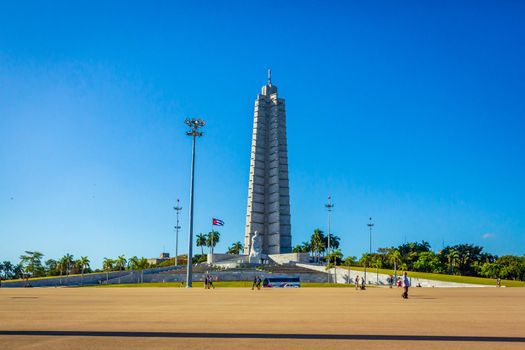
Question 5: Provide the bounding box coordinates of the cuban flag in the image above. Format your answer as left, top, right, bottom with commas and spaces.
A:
212, 218, 224, 226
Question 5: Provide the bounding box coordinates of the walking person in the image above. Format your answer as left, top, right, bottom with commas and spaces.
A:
496, 277, 501, 288
251, 275, 258, 290
355, 275, 360, 290
401, 271, 410, 299
208, 274, 215, 289
204, 274, 209, 289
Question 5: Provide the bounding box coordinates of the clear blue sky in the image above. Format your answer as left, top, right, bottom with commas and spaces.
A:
1, 1, 524, 268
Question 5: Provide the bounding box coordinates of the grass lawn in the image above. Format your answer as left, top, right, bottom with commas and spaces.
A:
88, 281, 357, 288
342, 266, 525, 287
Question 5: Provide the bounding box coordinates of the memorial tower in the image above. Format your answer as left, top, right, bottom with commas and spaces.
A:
244, 70, 291, 255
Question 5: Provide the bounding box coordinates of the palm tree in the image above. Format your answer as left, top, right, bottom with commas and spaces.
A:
387, 248, 402, 281
59, 254, 74, 276
115, 255, 127, 271
292, 245, 302, 253
447, 249, 460, 275
196, 233, 207, 255
292, 241, 311, 253
44, 259, 59, 276
310, 229, 325, 264
323, 234, 341, 250
206, 230, 220, 254
371, 255, 383, 284
103, 257, 114, 271
128, 256, 140, 270
19, 251, 44, 279
325, 249, 343, 268
2, 261, 14, 279
359, 253, 372, 284
227, 241, 243, 255
136, 257, 150, 270
342, 256, 357, 284
13, 264, 24, 280
78, 256, 90, 275
2, 261, 8, 279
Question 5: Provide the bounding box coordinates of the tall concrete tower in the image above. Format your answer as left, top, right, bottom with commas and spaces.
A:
244, 70, 291, 255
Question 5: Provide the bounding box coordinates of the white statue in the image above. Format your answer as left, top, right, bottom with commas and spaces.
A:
249, 231, 262, 261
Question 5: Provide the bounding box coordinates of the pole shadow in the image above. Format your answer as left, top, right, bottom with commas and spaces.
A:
0, 331, 523, 343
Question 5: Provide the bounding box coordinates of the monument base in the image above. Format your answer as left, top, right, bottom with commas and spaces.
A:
207, 252, 309, 267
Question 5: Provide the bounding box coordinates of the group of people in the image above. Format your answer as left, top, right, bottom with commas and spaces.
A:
354, 274, 366, 290
354, 272, 411, 298
203, 274, 215, 289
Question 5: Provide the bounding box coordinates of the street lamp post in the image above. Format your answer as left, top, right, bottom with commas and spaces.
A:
364, 217, 374, 285
173, 199, 182, 267
185, 118, 205, 288
325, 196, 334, 283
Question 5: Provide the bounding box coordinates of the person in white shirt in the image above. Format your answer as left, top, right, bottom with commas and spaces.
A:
401, 271, 410, 299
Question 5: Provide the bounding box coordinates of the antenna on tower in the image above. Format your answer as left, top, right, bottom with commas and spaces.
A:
267, 68, 272, 86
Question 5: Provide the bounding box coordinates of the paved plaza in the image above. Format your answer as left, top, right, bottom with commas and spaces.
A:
1, 287, 524, 349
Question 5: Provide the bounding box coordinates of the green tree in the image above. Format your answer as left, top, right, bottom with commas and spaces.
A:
326, 249, 343, 268
196, 233, 207, 254
323, 234, 341, 250
497, 255, 524, 280
480, 262, 500, 279
413, 251, 441, 273
227, 241, 243, 255
19, 251, 45, 278
78, 256, 90, 275
292, 241, 312, 253
13, 264, 24, 279
310, 229, 326, 263
128, 256, 140, 270
387, 248, 402, 280
206, 230, 220, 254
292, 245, 301, 253
115, 255, 127, 271
44, 259, 59, 276
1, 261, 14, 279
103, 257, 115, 272
342, 256, 357, 284
371, 254, 383, 283
136, 257, 150, 270
397, 241, 431, 270
359, 253, 372, 284
59, 254, 74, 276
445, 249, 460, 275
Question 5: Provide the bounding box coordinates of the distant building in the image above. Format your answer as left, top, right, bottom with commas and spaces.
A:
147, 252, 170, 265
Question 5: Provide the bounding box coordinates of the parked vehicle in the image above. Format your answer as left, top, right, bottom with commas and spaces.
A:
262, 276, 300, 288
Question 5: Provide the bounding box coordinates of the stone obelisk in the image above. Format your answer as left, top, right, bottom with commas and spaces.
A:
244, 70, 291, 255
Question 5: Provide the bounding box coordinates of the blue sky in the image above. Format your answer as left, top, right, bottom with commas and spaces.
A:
1, 1, 524, 268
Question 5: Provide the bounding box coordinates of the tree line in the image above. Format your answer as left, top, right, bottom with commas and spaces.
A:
292, 229, 525, 281
0, 251, 153, 281
3, 233, 524, 282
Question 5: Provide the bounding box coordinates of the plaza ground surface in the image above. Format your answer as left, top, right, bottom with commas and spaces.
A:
1, 287, 524, 350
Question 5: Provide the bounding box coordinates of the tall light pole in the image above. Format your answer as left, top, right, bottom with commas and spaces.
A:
364, 217, 374, 285
185, 118, 205, 288
368, 217, 374, 255
173, 199, 182, 267
325, 196, 334, 283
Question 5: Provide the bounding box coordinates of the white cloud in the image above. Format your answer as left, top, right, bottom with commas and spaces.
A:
482, 233, 494, 239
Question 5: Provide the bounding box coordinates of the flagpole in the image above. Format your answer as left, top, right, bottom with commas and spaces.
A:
211, 219, 214, 256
